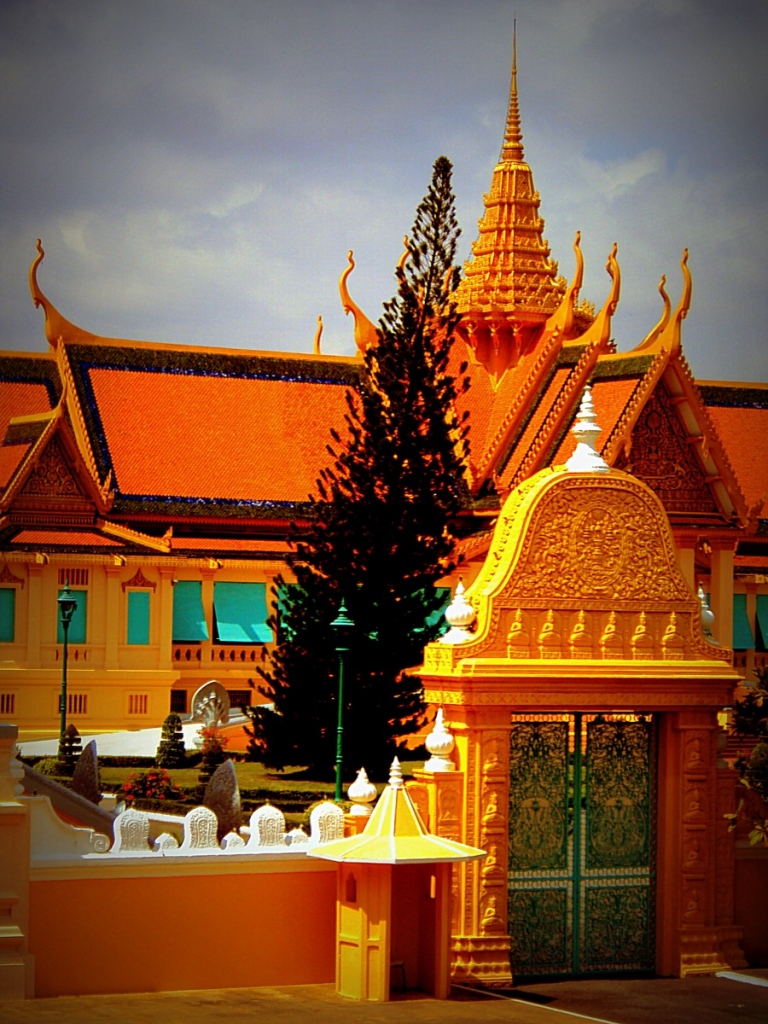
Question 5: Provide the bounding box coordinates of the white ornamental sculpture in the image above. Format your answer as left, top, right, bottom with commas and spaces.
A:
698, 584, 715, 637
347, 767, 378, 817
565, 386, 610, 474
423, 707, 456, 772
439, 580, 476, 645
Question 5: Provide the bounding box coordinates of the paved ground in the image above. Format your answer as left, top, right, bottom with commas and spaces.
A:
2, 973, 767, 1024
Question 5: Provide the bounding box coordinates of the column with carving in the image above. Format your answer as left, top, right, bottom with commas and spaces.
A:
666, 710, 745, 974
450, 715, 512, 987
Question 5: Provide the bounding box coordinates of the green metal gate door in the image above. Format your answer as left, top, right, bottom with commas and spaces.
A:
507, 714, 655, 978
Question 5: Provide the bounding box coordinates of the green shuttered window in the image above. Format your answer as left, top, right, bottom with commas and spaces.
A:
172, 581, 209, 642
57, 590, 87, 644
732, 593, 755, 650
0, 589, 15, 643
127, 590, 151, 645
213, 582, 271, 643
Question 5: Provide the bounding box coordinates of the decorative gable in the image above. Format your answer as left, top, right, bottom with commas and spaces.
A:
616, 385, 719, 515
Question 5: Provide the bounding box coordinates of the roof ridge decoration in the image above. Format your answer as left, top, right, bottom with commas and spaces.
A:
98, 519, 171, 553
630, 250, 691, 358
55, 341, 111, 500
0, 385, 68, 512
544, 232, 586, 342
564, 243, 620, 352
339, 251, 378, 356
29, 240, 99, 350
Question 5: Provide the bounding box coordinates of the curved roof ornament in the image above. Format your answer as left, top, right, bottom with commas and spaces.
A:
644, 249, 692, 357
313, 314, 323, 355
569, 242, 620, 351
545, 231, 584, 340
29, 239, 97, 349
338, 250, 379, 356
634, 274, 671, 352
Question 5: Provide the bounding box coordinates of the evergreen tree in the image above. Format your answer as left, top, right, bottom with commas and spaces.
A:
56, 723, 82, 778
247, 156, 469, 778
155, 713, 187, 768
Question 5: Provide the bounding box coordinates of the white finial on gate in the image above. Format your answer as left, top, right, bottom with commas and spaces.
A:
566, 386, 610, 473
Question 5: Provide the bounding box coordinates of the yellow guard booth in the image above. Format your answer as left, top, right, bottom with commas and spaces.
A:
310, 758, 484, 1001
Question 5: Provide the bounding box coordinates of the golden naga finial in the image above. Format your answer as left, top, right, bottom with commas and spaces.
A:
546, 231, 584, 340
29, 239, 96, 349
574, 242, 620, 350
634, 274, 671, 352
313, 314, 323, 355
639, 249, 692, 357
501, 19, 524, 162
339, 250, 378, 356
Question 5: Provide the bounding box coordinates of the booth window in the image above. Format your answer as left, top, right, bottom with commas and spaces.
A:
213, 582, 272, 643
172, 581, 209, 642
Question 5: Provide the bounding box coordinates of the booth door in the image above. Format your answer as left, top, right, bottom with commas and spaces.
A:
508, 714, 656, 979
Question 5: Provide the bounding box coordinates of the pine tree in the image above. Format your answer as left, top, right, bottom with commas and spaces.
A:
155, 713, 187, 768
246, 157, 469, 779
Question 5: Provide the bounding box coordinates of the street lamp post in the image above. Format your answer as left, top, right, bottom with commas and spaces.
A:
57, 581, 77, 743
331, 598, 354, 804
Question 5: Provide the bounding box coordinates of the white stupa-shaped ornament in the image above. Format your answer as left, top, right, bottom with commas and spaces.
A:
388, 757, 404, 789
565, 386, 610, 473
440, 579, 477, 645
698, 583, 715, 638
347, 766, 378, 817
423, 707, 456, 773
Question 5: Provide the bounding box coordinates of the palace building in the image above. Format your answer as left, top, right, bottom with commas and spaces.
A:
0, 42, 766, 741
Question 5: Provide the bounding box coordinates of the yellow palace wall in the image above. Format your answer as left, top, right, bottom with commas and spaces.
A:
0, 553, 284, 734
29, 859, 336, 996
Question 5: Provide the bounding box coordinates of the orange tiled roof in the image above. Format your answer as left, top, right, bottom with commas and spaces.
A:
88, 369, 350, 502
0, 381, 55, 488
551, 377, 639, 467
172, 536, 289, 553
704, 405, 768, 515
11, 530, 121, 547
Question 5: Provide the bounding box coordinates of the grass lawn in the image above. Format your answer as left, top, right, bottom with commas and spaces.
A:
97, 759, 424, 825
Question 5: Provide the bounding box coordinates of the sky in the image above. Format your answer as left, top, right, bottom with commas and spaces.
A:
1, 0, 767, 383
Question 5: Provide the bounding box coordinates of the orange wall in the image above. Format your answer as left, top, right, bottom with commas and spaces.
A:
30, 868, 336, 997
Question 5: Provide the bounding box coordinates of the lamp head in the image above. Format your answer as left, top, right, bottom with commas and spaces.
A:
58, 581, 77, 625
330, 598, 354, 643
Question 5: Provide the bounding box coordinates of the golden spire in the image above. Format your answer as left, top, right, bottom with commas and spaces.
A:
501, 20, 524, 163
453, 23, 565, 376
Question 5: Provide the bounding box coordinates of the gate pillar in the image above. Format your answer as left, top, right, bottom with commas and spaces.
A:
657, 710, 748, 976
410, 708, 513, 986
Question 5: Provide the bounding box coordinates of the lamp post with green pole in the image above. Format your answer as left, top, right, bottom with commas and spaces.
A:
331, 598, 354, 804
57, 581, 77, 743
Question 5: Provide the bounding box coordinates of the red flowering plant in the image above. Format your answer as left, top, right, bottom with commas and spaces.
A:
199, 726, 228, 766
120, 766, 183, 805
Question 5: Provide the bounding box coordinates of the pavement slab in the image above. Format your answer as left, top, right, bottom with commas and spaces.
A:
2, 977, 768, 1024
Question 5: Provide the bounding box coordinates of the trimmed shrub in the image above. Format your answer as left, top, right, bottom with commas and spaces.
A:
155, 713, 187, 768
